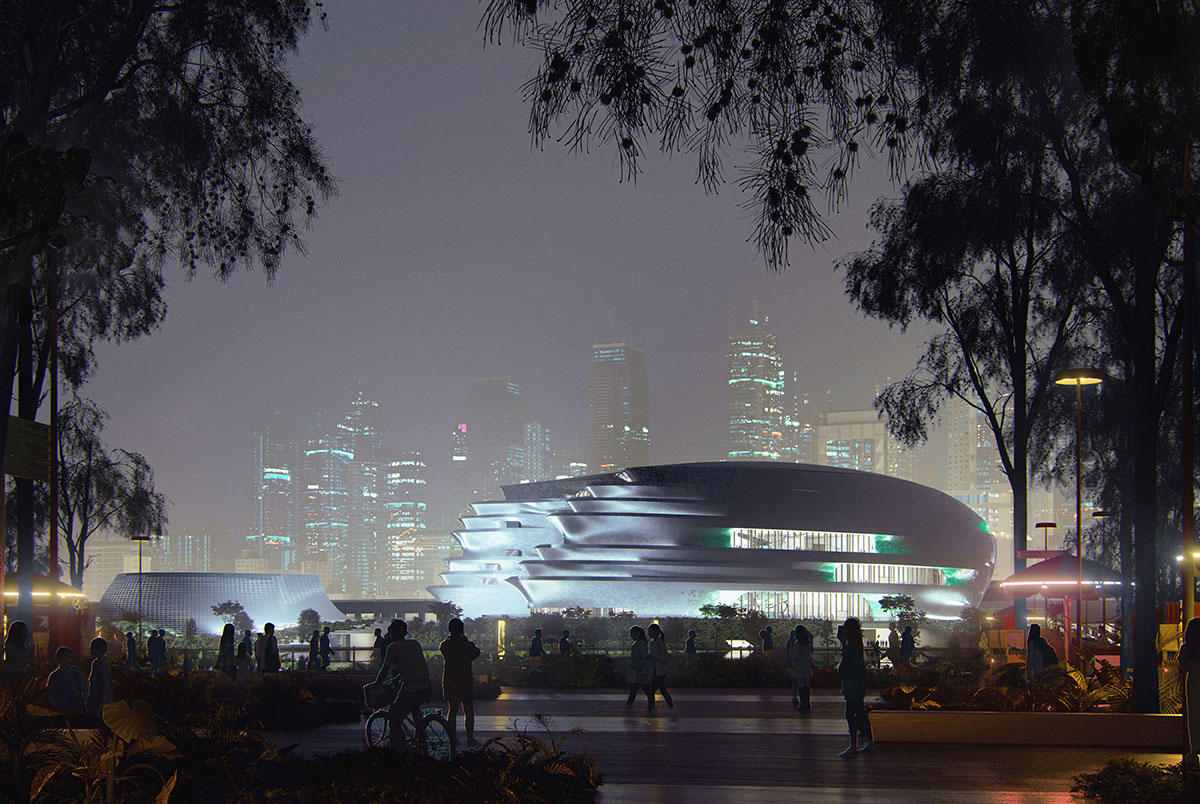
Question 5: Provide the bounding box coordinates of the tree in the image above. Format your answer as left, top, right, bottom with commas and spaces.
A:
297, 608, 322, 635
233, 609, 254, 634
563, 606, 591, 619
878, 594, 926, 639
56, 396, 167, 588
428, 601, 463, 622
211, 600, 246, 625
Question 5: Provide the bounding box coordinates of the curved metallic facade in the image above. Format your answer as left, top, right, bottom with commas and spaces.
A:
98, 572, 343, 635
430, 462, 995, 620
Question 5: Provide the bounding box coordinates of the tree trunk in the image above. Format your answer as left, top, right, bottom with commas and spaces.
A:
15, 287, 34, 627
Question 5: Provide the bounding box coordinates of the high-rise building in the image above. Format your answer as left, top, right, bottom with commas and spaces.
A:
450, 423, 472, 519
248, 423, 296, 567
815, 409, 917, 481
336, 385, 383, 462
780, 373, 816, 463
946, 397, 1013, 576
728, 319, 785, 460
460, 378, 528, 502
298, 434, 352, 593
551, 450, 590, 480
522, 421, 552, 482
163, 523, 233, 573
588, 343, 651, 473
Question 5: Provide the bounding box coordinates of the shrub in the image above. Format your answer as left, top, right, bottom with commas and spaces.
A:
1072, 759, 1200, 804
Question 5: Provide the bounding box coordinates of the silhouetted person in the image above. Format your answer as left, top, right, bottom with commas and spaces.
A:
148, 630, 167, 673
530, 628, 545, 658
320, 626, 333, 669
787, 625, 814, 711
3, 620, 30, 668
559, 629, 573, 655
1026, 623, 1050, 681
887, 624, 901, 665
216, 624, 237, 679
85, 638, 112, 718
372, 627, 386, 670
440, 617, 482, 748
375, 619, 432, 749
625, 626, 654, 711
256, 623, 281, 672
125, 632, 142, 672
47, 646, 86, 714
685, 629, 697, 655
647, 623, 674, 709
240, 630, 255, 670
1179, 617, 1200, 768
900, 625, 915, 662
308, 630, 320, 671
235, 642, 256, 685
836, 617, 873, 755
762, 625, 774, 651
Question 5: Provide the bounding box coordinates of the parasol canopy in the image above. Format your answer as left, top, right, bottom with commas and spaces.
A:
999, 553, 1125, 601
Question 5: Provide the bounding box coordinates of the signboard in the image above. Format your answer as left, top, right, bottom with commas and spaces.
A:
4, 416, 50, 481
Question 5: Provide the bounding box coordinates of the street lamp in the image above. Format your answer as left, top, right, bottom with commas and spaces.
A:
1035, 522, 1058, 552
1054, 367, 1103, 665
131, 534, 151, 644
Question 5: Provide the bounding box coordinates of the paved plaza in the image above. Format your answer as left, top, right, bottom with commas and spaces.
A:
262, 688, 1177, 803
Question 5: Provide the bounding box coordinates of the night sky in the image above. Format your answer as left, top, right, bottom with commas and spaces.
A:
83, 1, 938, 533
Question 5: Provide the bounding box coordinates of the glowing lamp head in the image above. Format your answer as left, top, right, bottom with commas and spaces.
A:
1053, 367, 1104, 386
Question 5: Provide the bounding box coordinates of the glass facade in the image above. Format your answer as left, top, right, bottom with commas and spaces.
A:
728, 320, 785, 460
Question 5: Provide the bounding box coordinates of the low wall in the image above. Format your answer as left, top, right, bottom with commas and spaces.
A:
871, 710, 1182, 749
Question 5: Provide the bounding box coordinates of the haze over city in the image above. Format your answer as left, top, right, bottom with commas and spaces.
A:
80, 1, 936, 533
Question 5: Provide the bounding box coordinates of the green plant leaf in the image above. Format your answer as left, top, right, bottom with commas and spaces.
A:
103, 699, 158, 743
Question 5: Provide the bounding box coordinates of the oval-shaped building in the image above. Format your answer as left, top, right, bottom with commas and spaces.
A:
431, 462, 995, 621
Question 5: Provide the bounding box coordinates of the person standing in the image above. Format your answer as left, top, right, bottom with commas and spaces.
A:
787, 625, 814, 711
46, 646, 86, 714
899, 625, 915, 662
836, 617, 873, 756
625, 626, 654, 712
375, 619, 432, 749
320, 626, 334, 670
529, 628, 546, 658
308, 630, 320, 672
440, 617, 482, 748
372, 627, 386, 670
685, 629, 697, 655
1178, 617, 1199, 768
762, 625, 774, 652
1026, 623, 1048, 681
85, 638, 112, 718
3, 621, 30, 667
256, 623, 281, 673
125, 632, 142, 672
148, 630, 167, 673
646, 623, 674, 710
559, 629, 573, 656
235, 642, 257, 685
216, 624, 237, 679
240, 630, 255, 670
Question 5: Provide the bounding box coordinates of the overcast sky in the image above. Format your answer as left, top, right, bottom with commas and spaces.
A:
83, 1, 940, 534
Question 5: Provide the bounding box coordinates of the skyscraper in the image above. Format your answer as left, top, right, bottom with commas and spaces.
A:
946, 396, 1014, 576
298, 434, 352, 592
381, 451, 429, 597
522, 421, 552, 483
336, 385, 383, 462
248, 423, 296, 568
459, 378, 528, 502
780, 372, 816, 463
449, 423, 473, 519
588, 342, 650, 473
815, 409, 917, 481
728, 319, 784, 460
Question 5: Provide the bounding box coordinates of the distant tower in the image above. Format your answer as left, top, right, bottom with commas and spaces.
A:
336, 384, 383, 462
382, 451, 428, 595
523, 421, 552, 483
460, 378, 528, 502
588, 343, 650, 473
298, 433, 352, 592
450, 423, 472, 519
780, 373, 816, 463
728, 319, 784, 460
946, 396, 1014, 576
248, 422, 296, 568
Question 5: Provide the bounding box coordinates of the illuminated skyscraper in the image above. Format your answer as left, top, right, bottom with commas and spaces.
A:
728, 319, 785, 460
460, 378, 528, 502
336, 385, 383, 462
248, 423, 296, 568
588, 342, 650, 473
298, 434, 352, 592
522, 421, 552, 482
450, 423, 473, 519
815, 409, 916, 481
780, 373, 816, 464
946, 396, 1013, 576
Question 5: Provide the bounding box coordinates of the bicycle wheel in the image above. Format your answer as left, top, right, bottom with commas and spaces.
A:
420, 711, 456, 761
365, 710, 389, 748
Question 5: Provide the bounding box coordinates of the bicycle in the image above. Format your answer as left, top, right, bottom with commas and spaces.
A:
364, 696, 456, 760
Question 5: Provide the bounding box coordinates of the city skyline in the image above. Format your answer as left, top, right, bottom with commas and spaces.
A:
78, 2, 938, 538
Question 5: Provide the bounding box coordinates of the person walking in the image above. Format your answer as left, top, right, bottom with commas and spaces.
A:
320, 626, 334, 670
559, 629, 573, 656
836, 617, 873, 756
787, 625, 815, 711
440, 617, 482, 748
375, 619, 432, 749
85, 638, 112, 718
685, 629, 697, 655
762, 625, 774, 652
625, 626, 655, 712
125, 632, 142, 672
529, 628, 546, 658
899, 625, 915, 662
646, 623, 674, 710
308, 630, 320, 672
1177, 617, 1199, 768
372, 627, 386, 671
216, 624, 237, 679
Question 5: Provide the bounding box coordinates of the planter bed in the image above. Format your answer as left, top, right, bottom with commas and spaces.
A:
871, 710, 1182, 749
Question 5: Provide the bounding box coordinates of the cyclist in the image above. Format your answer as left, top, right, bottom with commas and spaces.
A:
374, 619, 432, 748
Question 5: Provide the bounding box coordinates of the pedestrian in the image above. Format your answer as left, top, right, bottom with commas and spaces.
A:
763, 625, 774, 652
440, 617, 482, 748
216, 624, 237, 679
46, 646, 86, 714
235, 641, 257, 685
125, 632, 142, 672
530, 628, 545, 658
646, 623, 674, 710
887, 624, 901, 665
375, 619, 432, 749
320, 626, 334, 670
559, 629, 573, 656
372, 627, 386, 670
685, 629, 697, 655
625, 625, 654, 712
308, 630, 320, 671
3, 621, 30, 670
240, 629, 255, 669
787, 625, 814, 711
836, 617, 873, 756
1026, 623, 1050, 681
1179, 617, 1200, 768
900, 625, 915, 662
148, 630, 167, 673
85, 637, 112, 718
256, 623, 281, 672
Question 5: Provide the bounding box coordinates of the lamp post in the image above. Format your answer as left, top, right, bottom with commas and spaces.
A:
131, 534, 151, 643
1035, 521, 1058, 552
1054, 367, 1103, 665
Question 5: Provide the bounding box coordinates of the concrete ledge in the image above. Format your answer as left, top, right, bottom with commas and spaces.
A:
871, 710, 1182, 749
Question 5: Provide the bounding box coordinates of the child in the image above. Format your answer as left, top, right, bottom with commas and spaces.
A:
85, 638, 112, 718
46, 646, 86, 713
235, 641, 257, 685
